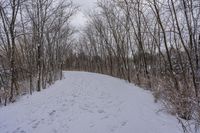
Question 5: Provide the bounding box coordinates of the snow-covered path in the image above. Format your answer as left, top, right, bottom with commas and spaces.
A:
0, 71, 182, 133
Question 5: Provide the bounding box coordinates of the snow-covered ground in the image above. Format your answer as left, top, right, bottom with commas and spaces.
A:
0, 71, 182, 133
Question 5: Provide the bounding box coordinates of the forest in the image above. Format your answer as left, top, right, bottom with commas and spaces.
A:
0, 0, 200, 132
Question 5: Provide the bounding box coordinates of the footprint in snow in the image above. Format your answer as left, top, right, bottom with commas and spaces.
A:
90, 123, 95, 128
121, 121, 128, 126
72, 94, 78, 98
49, 110, 56, 116
13, 127, 22, 133
32, 121, 40, 129
98, 109, 105, 114
101, 115, 109, 120
28, 119, 37, 125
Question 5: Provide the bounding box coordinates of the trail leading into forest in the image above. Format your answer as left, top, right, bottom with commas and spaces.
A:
0, 71, 182, 133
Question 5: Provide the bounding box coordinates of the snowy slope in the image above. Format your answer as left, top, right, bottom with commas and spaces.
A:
0, 71, 182, 133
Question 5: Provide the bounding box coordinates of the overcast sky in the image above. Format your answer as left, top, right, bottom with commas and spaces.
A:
71, 0, 97, 27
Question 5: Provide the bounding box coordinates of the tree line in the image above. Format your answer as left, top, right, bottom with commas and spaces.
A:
0, 0, 77, 105
64, 0, 200, 132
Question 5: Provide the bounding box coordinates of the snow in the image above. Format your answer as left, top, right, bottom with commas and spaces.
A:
0, 71, 182, 133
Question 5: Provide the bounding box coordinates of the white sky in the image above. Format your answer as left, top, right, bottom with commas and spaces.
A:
71, 0, 97, 27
